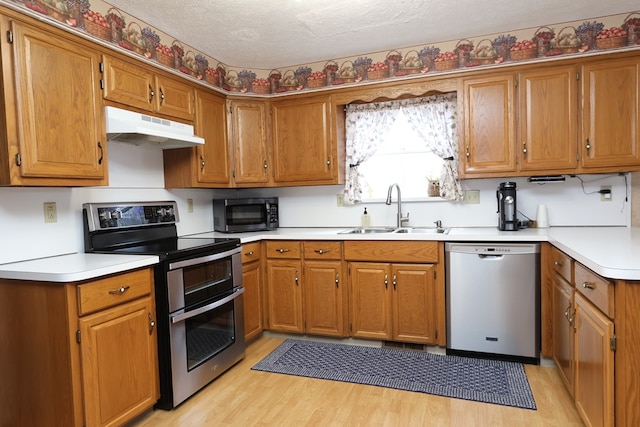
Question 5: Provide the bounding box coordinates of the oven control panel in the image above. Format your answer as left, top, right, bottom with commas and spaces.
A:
83, 201, 179, 231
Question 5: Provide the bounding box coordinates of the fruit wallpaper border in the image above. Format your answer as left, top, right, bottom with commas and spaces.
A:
2, 0, 640, 95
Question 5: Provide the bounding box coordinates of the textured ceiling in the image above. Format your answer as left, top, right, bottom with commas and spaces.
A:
105, 0, 637, 69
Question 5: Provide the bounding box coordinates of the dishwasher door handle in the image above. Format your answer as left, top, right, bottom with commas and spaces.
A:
478, 254, 505, 259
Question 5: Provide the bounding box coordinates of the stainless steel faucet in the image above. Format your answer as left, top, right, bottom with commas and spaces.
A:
385, 183, 409, 228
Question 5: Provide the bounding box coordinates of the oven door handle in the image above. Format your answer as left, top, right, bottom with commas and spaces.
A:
169, 247, 241, 270
170, 287, 245, 324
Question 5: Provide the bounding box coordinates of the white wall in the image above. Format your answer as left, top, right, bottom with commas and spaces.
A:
0, 141, 631, 264
241, 174, 631, 229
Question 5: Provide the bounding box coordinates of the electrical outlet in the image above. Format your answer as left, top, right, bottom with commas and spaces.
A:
600, 186, 612, 202
43, 202, 57, 223
464, 190, 480, 204
336, 194, 344, 207
187, 198, 194, 213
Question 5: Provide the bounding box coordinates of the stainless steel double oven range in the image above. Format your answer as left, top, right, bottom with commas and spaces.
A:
83, 201, 244, 409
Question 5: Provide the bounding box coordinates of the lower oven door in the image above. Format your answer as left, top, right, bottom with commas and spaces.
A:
168, 286, 245, 407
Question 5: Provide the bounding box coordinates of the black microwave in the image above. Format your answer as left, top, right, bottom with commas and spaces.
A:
213, 197, 279, 232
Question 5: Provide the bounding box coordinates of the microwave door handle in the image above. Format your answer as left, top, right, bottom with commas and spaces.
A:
170, 288, 245, 324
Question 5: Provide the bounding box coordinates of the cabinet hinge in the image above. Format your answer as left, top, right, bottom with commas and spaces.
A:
576, 72, 580, 81
514, 78, 518, 88
76, 330, 81, 344
99, 62, 104, 73
6, 30, 13, 44
433, 270, 437, 280
232, 170, 236, 179
15, 153, 21, 166
610, 335, 617, 351
100, 79, 104, 90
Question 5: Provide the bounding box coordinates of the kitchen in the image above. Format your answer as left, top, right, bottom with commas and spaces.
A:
1, 0, 640, 426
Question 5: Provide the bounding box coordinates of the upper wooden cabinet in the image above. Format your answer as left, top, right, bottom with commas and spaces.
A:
0, 17, 107, 186
102, 55, 195, 122
272, 94, 343, 185
581, 57, 640, 171
461, 73, 516, 176
461, 66, 578, 178
163, 88, 230, 187
518, 65, 578, 172
228, 99, 272, 186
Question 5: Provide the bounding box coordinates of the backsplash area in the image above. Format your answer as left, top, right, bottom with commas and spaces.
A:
0, 142, 631, 264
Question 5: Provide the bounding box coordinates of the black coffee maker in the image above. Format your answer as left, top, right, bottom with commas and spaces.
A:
497, 182, 517, 231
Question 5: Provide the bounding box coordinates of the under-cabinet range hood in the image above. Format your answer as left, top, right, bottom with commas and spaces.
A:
104, 106, 204, 149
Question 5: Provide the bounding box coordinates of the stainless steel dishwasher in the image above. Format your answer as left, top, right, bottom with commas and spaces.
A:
445, 242, 540, 363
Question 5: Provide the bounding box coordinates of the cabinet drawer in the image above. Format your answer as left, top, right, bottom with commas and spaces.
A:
550, 246, 573, 283
304, 241, 343, 260
77, 268, 153, 316
242, 242, 262, 263
574, 262, 614, 318
265, 241, 302, 259
344, 241, 439, 263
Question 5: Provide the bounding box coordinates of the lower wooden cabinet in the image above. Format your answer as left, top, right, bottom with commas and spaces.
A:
241, 242, 264, 341
552, 272, 575, 396
0, 267, 158, 427
547, 245, 616, 427
344, 240, 443, 345
79, 297, 159, 427
349, 262, 437, 344
265, 241, 347, 336
574, 291, 615, 427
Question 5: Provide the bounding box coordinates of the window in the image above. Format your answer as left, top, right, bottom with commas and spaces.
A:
343, 93, 463, 203
357, 113, 443, 200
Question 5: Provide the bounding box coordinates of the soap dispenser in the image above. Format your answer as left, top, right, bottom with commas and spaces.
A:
361, 207, 371, 229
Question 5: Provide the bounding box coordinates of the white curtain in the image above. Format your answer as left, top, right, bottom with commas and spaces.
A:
343, 102, 400, 203
401, 93, 463, 201
343, 93, 463, 203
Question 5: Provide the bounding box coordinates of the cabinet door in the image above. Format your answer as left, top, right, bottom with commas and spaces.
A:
102, 55, 155, 112
349, 262, 392, 340
518, 66, 578, 172
392, 264, 436, 344
461, 74, 516, 175
154, 74, 195, 121
552, 273, 575, 396
10, 20, 105, 181
574, 292, 614, 427
266, 260, 303, 333
582, 58, 640, 169
229, 100, 271, 186
243, 260, 263, 341
194, 89, 231, 185
272, 95, 335, 184
79, 297, 159, 427
304, 260, 346, 337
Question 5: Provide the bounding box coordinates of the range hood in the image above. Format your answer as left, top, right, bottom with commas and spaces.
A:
105, 106, 205, 149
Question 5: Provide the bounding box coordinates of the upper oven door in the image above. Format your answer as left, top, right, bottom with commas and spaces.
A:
167, 247, 242, 312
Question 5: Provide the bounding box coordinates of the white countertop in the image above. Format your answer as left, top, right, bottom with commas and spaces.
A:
187, 226, 640, 281
2, 226, 638, 282
0, 253, 159, 282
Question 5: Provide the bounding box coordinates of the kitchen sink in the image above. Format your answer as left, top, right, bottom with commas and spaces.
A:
339, 227, 397, 234
393, 227, 450, 234
338, 227, 449, 235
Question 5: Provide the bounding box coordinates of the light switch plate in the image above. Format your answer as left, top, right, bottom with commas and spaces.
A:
464, 190, 480, 204
187, 198, 194, 213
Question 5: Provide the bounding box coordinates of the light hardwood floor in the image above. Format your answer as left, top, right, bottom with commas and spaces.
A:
129, 336, 584, 426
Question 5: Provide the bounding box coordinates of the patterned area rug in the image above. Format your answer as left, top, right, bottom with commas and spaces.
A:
252, 339, 536, 410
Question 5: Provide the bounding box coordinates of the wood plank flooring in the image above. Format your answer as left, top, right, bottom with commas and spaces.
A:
129, 336, 584, 426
